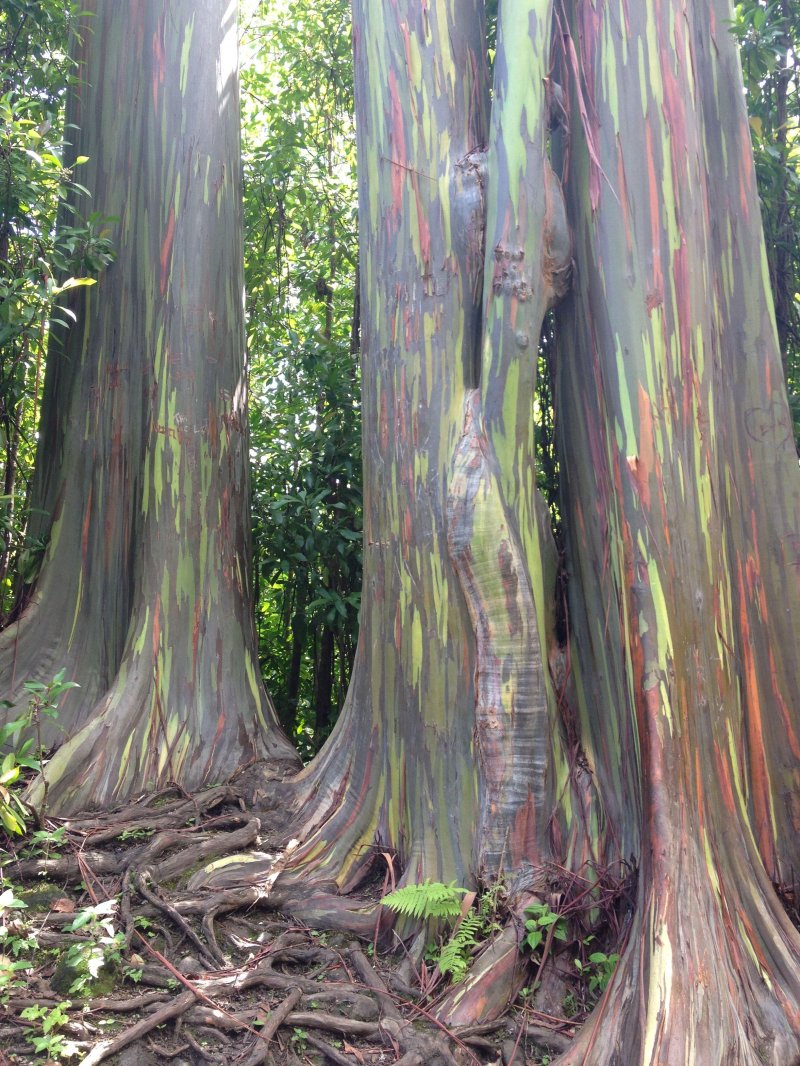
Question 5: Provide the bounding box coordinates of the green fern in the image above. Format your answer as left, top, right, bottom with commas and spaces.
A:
437, 912, 483, 982
380, 880, 467, 920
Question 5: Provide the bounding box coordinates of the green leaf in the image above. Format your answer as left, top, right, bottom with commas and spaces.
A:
381, 880, 467, 920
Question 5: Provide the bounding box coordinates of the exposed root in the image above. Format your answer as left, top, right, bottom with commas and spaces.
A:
434, 912, 529, 1027
242, 985, 302, 1065
1, 786, 572, 1066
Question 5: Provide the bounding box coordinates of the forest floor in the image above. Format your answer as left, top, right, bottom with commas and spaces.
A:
0, 784, 587, 1066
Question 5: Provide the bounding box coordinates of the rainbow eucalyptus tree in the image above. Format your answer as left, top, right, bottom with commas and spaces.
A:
0, 0, 298, 806
240, 0, 800, 1061
242, 0, 591, 931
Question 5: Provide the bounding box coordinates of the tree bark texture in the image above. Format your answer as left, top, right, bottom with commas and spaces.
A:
263, 2, 594, 965
554, 0, 800, 1060
1, 0, 297, 809
267, 0, 800, 1057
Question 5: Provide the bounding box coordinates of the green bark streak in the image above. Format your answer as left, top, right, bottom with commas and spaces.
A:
445, 1, 583, 875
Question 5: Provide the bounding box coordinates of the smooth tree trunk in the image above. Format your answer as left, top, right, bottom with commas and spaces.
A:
554, 0, 800, 1061
0, 26, 139, 731
270, 0, 491, 903
2, 0, 297, 810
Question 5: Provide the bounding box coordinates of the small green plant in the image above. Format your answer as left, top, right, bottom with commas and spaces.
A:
19, 1001, 78, 1060
0, 671, 79, 831
574, 947, 619, 1001
412, 880, 505, 988
0, 748, 30, 834
523, 901, 567, 954
291, 1027, 309, 1051
118, 826, 155, 842
434, 911, 484, 982
562, 990, 578, 1017
381, 879, 467, 921
61, 899, 124, 995
0, 711, 42, 835
21, 670, 79, 819
0, 887, 34, 994
20, 825, 68, 858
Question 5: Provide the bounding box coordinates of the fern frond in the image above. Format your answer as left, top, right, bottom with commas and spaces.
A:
454, 912, 482, 944
380, 879, 467, 920
438, 937, 469, 982
437, 912, 483, 981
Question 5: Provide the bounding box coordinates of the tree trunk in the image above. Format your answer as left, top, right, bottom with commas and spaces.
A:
254, 3, 594, 965
2, 0, 298, 810
269, 0, 490, 902
554, 0, 800, 1060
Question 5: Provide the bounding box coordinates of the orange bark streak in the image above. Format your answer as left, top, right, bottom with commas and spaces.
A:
737, 564, 775, 866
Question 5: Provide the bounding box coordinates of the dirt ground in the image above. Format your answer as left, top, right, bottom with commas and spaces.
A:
0, 786, 578, 1066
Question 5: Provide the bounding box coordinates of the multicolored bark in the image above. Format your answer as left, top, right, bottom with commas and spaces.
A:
262, 0, 600, 929
3, 0, 799, 1056
266, 0, 489, 904
555, 0, 800, 1059
2, 0, 297, 809
271, 0, 800, 1054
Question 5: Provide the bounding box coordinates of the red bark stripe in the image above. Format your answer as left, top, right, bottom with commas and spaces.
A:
151, 23, 165, 110
160, 205, 176, 296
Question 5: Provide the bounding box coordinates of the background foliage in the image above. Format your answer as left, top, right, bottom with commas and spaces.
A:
0, 1, 113, 619
241, 0, 360, 754
732, 0, 800, 435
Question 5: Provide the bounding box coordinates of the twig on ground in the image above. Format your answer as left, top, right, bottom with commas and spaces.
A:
305, 1031, 361, 1066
